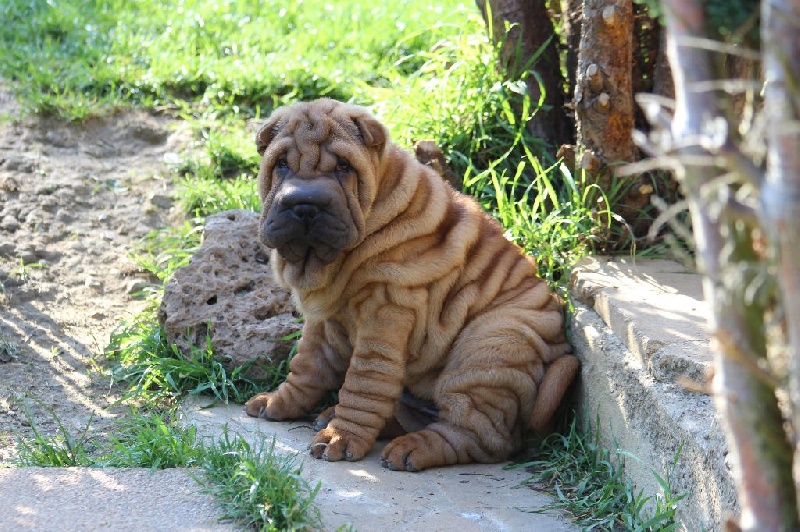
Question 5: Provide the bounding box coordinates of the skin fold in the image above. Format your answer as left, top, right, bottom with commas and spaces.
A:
245, 98, 579, 472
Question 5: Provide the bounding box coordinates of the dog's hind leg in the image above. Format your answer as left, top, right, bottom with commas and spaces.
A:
380, 323, 545, 471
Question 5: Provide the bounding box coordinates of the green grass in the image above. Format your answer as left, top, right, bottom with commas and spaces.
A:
107, 307, 297, 408
0, 0, 472, 119
200, 427, 322, 530
15, 400, 97, 467
516, 416, 686, 531
103, 411, 204, 468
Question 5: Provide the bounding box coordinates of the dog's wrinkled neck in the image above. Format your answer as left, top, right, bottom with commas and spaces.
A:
271, 247, 348, 315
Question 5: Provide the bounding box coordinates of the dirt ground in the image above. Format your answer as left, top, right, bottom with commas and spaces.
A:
0, 84, 193, 462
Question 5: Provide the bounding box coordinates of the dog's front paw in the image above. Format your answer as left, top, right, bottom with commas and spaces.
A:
244, 392, 303, 420
309, 426, 372, 462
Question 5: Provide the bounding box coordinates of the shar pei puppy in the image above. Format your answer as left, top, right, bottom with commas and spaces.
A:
245, 99, 579, 472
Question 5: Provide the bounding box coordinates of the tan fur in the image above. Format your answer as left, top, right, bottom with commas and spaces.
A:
244, 99, 578, 471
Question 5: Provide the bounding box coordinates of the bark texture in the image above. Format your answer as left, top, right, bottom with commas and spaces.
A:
476, 0, 569, 147
574, 0, 636, 165
573, 0, 658, 236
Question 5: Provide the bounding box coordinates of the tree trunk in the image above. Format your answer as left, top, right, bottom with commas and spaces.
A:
573, 0, 655, 237
761, 0, 800, 510
475, 0, 569, 148
574, 0, 636, 166
661, 1, 799, 529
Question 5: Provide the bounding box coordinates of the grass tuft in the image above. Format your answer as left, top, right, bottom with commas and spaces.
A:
516, 416, 686, 531
15, 400, 96, 467
199, 427, 322, 531
106, 312, 291, 407
102, 410, 204, 469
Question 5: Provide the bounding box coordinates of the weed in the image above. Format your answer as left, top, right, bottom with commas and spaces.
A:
13, 258, 47, 283
101, 410, 204, 469
15, 400, 96, 467
106, 316, 273, 407
0, 332, 19, 361
515, 416, 686, 531
199, 426, 322, 531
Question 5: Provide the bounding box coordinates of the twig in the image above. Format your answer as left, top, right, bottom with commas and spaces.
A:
673, 35, 761, 61
715, 330, 781, 390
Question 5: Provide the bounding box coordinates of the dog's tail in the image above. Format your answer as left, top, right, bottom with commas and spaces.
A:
529, 354, 581, 434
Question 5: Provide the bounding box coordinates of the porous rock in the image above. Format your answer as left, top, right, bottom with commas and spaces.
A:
158, 210, 300, 379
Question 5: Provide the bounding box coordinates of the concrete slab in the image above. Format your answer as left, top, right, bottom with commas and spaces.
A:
570, 257, 711, 384
569, 257, 737, 530
179, 397, 579, 532
0, 467, 234, 531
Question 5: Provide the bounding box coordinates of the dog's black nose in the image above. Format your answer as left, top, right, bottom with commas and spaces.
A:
281, 189, 329, 208
291, 203, 319, 221
279, 180, 333, 222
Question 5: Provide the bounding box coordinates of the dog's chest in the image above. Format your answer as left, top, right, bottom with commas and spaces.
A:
324, 284, 464, 375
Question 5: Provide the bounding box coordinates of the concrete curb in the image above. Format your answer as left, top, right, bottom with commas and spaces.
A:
569, 257, 738, 529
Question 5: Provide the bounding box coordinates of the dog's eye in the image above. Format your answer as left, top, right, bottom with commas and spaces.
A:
335, 159, 352, 173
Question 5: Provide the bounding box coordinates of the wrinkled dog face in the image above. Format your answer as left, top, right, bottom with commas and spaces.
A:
255, 100, 385, 268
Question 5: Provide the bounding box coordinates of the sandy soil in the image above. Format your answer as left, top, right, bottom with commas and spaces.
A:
0, 85, 193, 462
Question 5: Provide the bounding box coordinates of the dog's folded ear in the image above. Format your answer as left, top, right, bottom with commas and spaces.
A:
352, 114, 387, 154
256, 116, 284, 156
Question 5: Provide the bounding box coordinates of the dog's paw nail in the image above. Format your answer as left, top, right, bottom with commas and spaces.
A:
308, 442, 328, 459
403, 452, 419, 472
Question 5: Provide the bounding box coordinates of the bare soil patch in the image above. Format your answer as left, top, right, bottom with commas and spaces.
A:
0, 85, 192, 462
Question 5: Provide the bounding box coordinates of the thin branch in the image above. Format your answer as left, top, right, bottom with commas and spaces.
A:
673, 35, 761, 61
648, 197, 690, 241
723, 196, 760, 224
716, 330, 782, 390
635, 93, 675, 130
720, 140, 765, 188
616, 155, 679, 176
635, 92, 676, 110
688, 79, 764, 94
